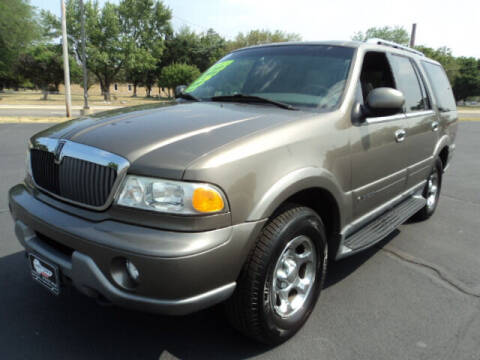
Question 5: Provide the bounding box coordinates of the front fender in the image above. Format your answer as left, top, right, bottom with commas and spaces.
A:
246, 167, 349, 227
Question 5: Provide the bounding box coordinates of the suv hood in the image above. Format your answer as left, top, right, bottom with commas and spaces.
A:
33, 102, 310, 179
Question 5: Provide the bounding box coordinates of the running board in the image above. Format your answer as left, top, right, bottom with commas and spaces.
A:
343, 195, 426, 252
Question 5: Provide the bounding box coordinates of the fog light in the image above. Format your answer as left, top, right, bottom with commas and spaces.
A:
125, 260, 140, 282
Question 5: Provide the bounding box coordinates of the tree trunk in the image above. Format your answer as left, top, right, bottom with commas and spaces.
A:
146, 85, 152, 98
103, 81, 111, 101
133, 83, 137, 97
42, 87, 49, 100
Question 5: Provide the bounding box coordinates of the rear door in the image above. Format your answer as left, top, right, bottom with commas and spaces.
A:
389, 54, 437, 188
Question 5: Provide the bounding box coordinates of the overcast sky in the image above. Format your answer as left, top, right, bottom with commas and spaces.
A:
32, 0, 480, 58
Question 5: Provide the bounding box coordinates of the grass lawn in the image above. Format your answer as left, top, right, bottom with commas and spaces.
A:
0, 90, 171, 107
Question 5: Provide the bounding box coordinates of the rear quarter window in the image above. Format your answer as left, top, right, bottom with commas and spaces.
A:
421, 62, 456, 112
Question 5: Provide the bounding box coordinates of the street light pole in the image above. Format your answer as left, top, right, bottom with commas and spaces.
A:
410, 23, 417, 48
79, 0, 90, 114
60, 0, 72, 117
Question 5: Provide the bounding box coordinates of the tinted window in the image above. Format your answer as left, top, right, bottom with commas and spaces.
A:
412, 62, 431, 109
360, 52, 396, 101
185, 45, 354, 110
421, 62, 456, 112
390, 55, 425, 112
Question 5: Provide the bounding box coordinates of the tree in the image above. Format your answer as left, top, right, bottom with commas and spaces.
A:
76, 68, 97, 91
161, 27, 226, 72
227, 29, 301, 52
158, 63, 200, 91
352, 26, 410, 46
125, 48, 157, 97
17, 44, 65, 100
119, 0, 172, 97
0, 0, 40, 90
161, 27, 200, 67
66, 0, 172, 101
415, 46, 459, 84
452, 57, 480, 101
195, 29, 227, 71
66, 1, 126, 101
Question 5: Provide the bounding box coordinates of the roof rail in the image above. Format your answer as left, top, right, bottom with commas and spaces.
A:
366, 38, 424, 57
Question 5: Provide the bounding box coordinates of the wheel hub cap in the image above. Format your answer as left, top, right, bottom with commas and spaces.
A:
426, 172, 439, 209
270, 235, 317, 318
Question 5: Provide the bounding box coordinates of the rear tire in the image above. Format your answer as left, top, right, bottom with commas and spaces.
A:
225, 206, 328, 345
412, 158, 443, 221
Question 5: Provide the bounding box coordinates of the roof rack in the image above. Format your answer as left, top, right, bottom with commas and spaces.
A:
366, 38, 425, 57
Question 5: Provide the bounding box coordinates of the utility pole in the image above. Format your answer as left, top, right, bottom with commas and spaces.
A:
60, 0, 72, 117
79, 0, 90, 115
410, 23, 417, 48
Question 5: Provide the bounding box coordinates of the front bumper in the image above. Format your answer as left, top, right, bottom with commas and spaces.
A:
9, 184, 265, 315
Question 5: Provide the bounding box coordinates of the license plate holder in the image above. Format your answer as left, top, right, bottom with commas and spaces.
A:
28, 253, 61, 295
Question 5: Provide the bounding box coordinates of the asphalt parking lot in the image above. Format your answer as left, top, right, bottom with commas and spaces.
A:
0, 122, 479, 360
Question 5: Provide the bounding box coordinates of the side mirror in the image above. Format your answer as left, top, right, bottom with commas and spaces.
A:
175, 85, 187, 98
366, 87, 405, 115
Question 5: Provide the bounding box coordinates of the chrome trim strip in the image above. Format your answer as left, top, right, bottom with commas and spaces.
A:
365, 113, 405, 125
30, 137, 130, 211
356, 176, 405, 201
405, 110, 435, 118
353, 167, 406, 194
408, 156, 433, 177
409, 156, 433, 170
366, 38, 425, 57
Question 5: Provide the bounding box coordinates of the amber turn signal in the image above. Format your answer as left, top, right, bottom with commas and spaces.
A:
192, 187, 224, 213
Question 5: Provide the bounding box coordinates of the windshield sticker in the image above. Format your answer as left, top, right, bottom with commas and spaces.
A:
186, 60, 234, 92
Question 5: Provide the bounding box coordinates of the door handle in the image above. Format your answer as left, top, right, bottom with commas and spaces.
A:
431, 121, 439, 132
394, 129, 406, 143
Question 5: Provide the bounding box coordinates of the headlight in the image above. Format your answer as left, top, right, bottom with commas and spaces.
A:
116, 175, 227, 215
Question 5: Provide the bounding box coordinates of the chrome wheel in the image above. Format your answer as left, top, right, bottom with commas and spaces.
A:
426, 172, 439, 210
270, 235, 317, 318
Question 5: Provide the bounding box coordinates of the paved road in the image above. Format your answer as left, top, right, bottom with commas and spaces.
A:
0, 123, 479, 360
458, 109, 480, 119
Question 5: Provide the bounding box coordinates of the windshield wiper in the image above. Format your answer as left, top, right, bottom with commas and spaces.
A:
210, 94, 297, 110
178, 92, 201, 101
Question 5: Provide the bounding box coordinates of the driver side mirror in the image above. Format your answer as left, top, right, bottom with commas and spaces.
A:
175, 85, 187, 98
352, 87, 405, 124
366, 87, 405, 115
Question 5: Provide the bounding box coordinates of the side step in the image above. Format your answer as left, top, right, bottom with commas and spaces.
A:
343, 195, 426, 251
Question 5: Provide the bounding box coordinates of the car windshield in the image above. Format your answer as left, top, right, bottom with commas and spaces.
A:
185, 45, 355, 110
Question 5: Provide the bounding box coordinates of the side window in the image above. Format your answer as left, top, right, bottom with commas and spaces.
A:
412, 62, 431, 109
421, 61, 456, 112
389, 55, 425, 112
359, 52, 396, 102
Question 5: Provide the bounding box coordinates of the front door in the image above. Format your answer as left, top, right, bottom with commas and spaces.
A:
350, 51, 409, 219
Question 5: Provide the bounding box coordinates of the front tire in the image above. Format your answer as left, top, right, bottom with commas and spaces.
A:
226, 206, 328, 345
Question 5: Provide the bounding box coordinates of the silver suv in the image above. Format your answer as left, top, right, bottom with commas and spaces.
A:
9, 39, 457, 344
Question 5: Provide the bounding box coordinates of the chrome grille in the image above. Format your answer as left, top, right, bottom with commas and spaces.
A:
29, 138, 129, 210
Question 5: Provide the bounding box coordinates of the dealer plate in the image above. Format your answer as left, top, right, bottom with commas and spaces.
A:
28, 253, 61, 295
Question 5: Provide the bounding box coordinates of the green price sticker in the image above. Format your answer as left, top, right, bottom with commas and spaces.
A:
186, 60, 234, 92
